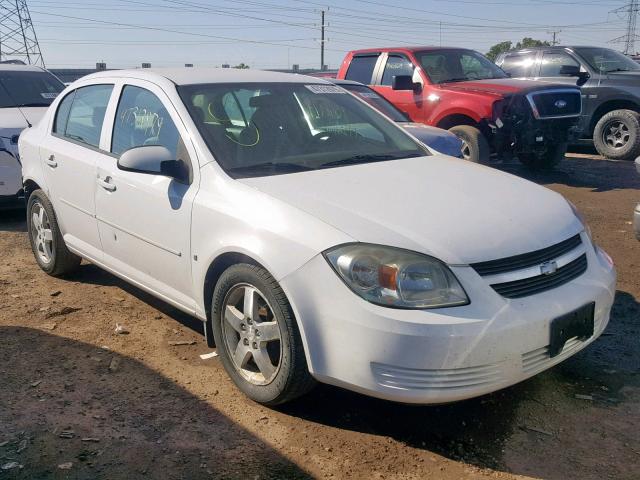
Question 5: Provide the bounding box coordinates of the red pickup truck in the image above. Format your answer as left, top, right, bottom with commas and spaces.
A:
337, 47, 582, 169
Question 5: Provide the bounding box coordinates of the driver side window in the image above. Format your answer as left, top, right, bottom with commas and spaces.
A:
111, 85, 181, 158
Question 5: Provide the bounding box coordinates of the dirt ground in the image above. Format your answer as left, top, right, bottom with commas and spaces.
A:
1, 153, 639, 480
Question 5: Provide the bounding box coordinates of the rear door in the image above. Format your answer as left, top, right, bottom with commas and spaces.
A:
343, 53, 381, 85
94, 80, 198, 311
373, 52, 425, 122
40, 83, 114, 257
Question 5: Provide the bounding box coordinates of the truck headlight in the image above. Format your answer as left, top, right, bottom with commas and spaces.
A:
324, 244, 469, 309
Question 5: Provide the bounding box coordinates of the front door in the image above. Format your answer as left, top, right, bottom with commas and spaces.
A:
94, 81, 198, 311
40, 83, 114, 257
373, 53, 425, 123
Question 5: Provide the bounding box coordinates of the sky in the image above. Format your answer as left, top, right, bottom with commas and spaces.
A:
24, 0, 633, 70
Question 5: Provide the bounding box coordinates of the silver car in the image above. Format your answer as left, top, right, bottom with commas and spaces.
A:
635, 157, 640, 240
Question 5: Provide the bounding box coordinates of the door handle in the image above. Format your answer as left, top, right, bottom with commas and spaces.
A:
44, 154, 57, 168
97, 176, 116, 192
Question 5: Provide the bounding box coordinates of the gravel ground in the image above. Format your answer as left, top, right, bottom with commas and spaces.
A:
0, 153, 638, 480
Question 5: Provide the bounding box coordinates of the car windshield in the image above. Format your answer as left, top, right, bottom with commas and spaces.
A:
178, 82, 427, 178
0, 70, 64, 108
574, 47, 640, 73
417, 49, 509, 84
338, 83, 409, 122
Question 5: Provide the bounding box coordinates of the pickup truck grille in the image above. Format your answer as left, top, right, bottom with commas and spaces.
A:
526, 89, 581, 120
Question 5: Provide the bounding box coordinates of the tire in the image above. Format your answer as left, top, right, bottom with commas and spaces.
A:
26, 189, 81, 276
518, 142, 567, 171
211, 263, 315, 405
448, 125, 490, 164
593, 109, 640, 160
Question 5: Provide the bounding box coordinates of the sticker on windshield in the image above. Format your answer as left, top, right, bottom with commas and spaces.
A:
357, 92, 380, 99
305, 85, 346, 94
40, 92, 58, 99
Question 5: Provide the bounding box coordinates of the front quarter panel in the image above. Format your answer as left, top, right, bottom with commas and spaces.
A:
191, 163, 354, 318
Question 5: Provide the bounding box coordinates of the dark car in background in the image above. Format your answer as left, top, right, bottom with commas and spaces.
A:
496, 46, 640, 161
331, 78, 463, 157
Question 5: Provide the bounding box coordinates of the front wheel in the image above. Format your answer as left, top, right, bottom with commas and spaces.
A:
448, 125, 490, 164
518, 143, 567, 171
211, 263, 315, 405
593, 109, 640, 160
26, 190, 81, 276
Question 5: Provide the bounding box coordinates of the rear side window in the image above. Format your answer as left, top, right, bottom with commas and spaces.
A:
381, 55, 415, 86
53, 91, 75, 134
63, 84, 113, 148
539, 52, 580, 77
345, 54, 379, 84
112, 85, 180, 158
500, 53, 536, 78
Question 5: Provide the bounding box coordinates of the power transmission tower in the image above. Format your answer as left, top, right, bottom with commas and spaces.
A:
320, 10, 326, 71
610, 0, 640, 55
0, 0, 44, 66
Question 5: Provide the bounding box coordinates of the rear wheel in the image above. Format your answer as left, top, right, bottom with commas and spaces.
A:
211, 263, 315, 405
593, 109, 640, 160
518, 143, 567, 171
448, 125, 490, 164
27, 190, 81, 276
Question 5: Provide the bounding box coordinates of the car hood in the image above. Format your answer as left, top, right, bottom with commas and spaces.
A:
400, 123, 462, 157
0, 107, 47, 130
239, 155, 582, 265
439, 78, 572, 97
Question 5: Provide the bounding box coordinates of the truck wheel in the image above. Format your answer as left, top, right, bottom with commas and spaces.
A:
593, 109, 640, 160
26, 189, 81, 276
448, 125, 490, 164
518, 143, 567, 171
211, 263, 315, 405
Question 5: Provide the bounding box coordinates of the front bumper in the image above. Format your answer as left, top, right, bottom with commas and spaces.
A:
634, 203, 640, 240
281, 234, 616, 404
0, 149, 22, 199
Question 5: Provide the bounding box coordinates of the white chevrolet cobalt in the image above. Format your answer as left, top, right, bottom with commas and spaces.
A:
19, 69, 616, 405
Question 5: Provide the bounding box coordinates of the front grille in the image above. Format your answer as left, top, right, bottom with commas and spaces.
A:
526, 89, 581, 119
490, 254, 587, 299
471, 234, 582, 276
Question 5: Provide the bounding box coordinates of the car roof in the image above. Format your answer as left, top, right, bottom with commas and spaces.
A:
82, 68, 333, 86
348, 46, 473, 55
0, 64, 45, 72
503, 45, 603, 53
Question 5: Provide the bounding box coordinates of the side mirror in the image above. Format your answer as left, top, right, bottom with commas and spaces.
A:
559, 65, 580, 76
117, 145, 189, 183
576, 71, 590, 87
392, 75, 421, 92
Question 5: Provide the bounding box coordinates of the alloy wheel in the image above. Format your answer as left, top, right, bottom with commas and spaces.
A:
460, 139, 471, 160
221, 284, 282, 385
604, 120, 630, 149
31, 201, 54, 265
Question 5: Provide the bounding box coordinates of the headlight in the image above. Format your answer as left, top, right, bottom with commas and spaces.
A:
324, 244, 469, 309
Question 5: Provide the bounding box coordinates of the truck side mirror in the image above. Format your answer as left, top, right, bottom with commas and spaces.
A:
392, 75, 421, 92
576, 71, 590, 87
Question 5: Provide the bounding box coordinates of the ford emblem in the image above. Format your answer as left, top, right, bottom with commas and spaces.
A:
554, 99, 567, 109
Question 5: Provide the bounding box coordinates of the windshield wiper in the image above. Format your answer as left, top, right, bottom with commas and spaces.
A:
320, 152, 422, 169
440, 78, 471, 83
227, 162, 313, 175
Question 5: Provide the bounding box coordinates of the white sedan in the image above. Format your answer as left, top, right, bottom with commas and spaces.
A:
19, 68, 616, 405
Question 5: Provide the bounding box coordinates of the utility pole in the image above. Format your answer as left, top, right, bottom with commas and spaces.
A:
610, 0, 640, 55
548, 29, 561, 46
0, 0, 45, 66
439, 21, 442, 47
320, 10, 325, 71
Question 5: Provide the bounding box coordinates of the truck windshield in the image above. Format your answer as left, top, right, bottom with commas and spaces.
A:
0, 70, 64, 108
417, 49, 509, 84
338, 83, 409, 122
178, 82, 427, 178
574, 47, 640, 73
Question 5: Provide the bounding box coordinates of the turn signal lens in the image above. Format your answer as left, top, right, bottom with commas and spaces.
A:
325, 244, 469, 309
